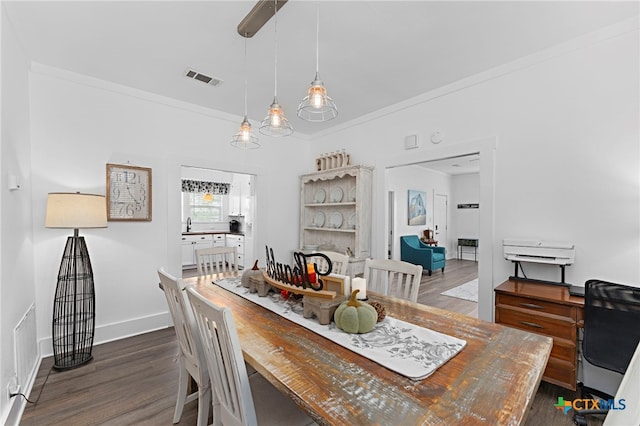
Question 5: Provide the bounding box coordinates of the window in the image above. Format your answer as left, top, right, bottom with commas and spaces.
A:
182, 192, 224, 223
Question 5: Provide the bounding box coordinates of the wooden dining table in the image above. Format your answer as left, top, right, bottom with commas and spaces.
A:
185, 272, 552, 425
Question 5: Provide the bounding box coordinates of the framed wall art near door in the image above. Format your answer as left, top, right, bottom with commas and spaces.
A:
106, 163, 152, 221
407, 189, 426, 226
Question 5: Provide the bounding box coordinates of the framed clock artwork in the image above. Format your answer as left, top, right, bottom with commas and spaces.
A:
106, 163, 152, 221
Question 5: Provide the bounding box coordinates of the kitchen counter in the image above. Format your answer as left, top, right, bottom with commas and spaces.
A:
182, 231, 244, 236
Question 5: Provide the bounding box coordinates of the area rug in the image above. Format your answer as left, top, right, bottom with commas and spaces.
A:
441, 279, 478, 303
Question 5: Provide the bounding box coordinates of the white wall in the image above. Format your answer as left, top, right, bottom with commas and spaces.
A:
28, 65, 309, 356
386, 165, 452, 258
1, 4, 36, 423
452, 173, 480, 260
312, 19, 640, 320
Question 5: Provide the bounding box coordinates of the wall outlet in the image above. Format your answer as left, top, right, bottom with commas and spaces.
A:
8, 375, 20, 398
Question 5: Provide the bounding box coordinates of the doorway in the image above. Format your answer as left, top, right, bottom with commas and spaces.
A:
180, 166, 256, 278
381, 136, 495, 321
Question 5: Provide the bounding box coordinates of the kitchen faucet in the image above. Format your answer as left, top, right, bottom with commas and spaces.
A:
186, 217, 192, 232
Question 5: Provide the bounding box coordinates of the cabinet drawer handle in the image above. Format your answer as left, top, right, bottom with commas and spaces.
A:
519, 303, 544, 310
519, 321, 543, 329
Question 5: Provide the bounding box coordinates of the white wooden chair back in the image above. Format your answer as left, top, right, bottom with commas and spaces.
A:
187, 287, 257, 426
307, 251, 349, 275
363, 258, 423, 303
196, 246, 238, 275
157, 268, 210, 426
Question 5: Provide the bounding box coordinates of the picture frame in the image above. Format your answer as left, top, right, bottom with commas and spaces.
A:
106, 163, 152, 221
407, 189, 426, 225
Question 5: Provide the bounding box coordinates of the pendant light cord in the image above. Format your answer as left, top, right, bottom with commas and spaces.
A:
243, 33, 248, 116
315, 5, 320, 74
273, 0, 279, 98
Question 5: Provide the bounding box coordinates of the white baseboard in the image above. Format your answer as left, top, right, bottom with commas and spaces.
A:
38, 312, 172, 358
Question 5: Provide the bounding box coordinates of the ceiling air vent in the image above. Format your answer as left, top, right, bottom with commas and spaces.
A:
184, 68, 223, 87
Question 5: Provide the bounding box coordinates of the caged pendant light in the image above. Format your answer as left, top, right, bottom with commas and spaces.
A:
259, 0, 293, 137
297, 5, 337, 122
231, 34, 260, 149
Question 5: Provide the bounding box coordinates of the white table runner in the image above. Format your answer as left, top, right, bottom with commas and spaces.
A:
213, 277, 466, 381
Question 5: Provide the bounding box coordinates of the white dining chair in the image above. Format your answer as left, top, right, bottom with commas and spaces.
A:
186, 287, 316, 426
196, 246, 238, 275
363, 258, 423, 303
307, 250, 349, 275
157, 268, 211, 426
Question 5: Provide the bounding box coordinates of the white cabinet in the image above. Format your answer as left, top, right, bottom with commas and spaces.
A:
229, 174, 252, 216
226, 234, 244, 269
181, 234, 213, 266
300, 165, 373, 277
212, 234, 226, 247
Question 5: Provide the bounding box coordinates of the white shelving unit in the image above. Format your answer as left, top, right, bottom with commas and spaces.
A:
299, 165, 373, 277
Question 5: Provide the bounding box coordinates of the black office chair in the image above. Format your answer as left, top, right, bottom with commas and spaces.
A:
573, 279, 640, 425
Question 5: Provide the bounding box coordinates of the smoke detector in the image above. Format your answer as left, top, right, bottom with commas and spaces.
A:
184, 68, 223, 87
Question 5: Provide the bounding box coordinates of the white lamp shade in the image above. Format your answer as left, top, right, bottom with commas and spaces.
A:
45, 192, 108, 229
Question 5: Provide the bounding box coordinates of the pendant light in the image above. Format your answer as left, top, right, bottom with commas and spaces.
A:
297, 5, 337, 122
231, 34, 260, 149
259, 0, 293, 137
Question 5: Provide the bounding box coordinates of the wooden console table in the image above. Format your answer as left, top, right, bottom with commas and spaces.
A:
457, 238, 478, 261
495, 279, 584, 390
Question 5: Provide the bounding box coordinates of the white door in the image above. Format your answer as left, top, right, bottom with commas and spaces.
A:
434, 194, 448, 256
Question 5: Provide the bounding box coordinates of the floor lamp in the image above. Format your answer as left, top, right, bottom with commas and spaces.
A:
45, 192, 107, 370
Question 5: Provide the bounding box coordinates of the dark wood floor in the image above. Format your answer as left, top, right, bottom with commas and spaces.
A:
21, 327, 603, 426
21, 260, 603, 425
416, 258, 479, 317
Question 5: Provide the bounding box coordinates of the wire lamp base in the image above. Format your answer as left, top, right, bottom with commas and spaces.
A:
52, 235, 96, 370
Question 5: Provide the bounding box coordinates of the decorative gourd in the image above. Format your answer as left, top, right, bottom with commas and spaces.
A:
241, 260, 261, 288
334, 290, 378, 334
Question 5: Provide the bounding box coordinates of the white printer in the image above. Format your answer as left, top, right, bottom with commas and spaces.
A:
503, 239, 575, 285
503, 239, 575, 265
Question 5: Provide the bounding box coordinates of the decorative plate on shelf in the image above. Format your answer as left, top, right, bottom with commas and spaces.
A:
329, 212, 343, 229
313, 189, 326, 204
312, 212, 325, 227
348, 213, 357, 229
349, 187, 356, 202
330, 186, 343, 203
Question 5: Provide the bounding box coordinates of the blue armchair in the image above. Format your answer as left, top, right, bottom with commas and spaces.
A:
400, 235, 446, 276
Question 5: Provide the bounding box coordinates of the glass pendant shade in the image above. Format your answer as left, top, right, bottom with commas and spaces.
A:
231, 31, 260, 149
231, 117, 260, 149
260, 98, 293, 136
297, 73, 338, 122
297, 6, 337, 122
260, 0, 292, 137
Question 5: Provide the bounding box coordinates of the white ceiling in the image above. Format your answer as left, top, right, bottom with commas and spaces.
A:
4, 1, 638, 136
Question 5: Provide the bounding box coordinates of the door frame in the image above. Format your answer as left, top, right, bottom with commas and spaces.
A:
378, 136, 496, 321
167, 156, 268, 281
388, 191, 395, 259
433, 192, 448, 257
